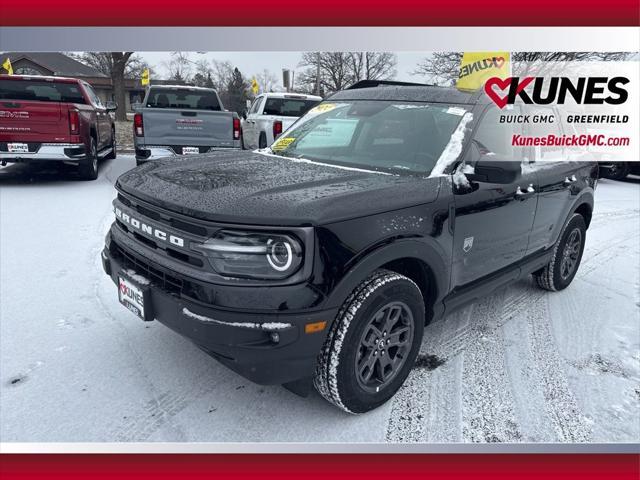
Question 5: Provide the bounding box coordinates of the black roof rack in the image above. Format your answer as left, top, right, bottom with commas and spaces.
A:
347, 80, 433, 90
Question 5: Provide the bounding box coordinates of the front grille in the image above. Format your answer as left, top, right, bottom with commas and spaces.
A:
112, 241, 214, 304
116, 193, 208, 237
114, 243, 184, 295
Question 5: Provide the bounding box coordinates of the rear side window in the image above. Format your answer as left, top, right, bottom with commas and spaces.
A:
263, 98, 320, 117
145, 88, 221, 111
0, 80, 86, 104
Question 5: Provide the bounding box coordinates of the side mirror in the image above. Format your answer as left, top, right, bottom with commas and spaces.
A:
105, 101, 117, 112
466, 156, 521, 184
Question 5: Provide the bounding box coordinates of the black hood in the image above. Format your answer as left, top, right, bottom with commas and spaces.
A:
116, 150, 442, 226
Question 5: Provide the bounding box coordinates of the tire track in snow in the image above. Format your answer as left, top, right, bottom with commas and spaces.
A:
386, 275, 594, 443
524, 294, 592, 442
387, 286, 530, 442
386, 310, 467, 442
459, 289, 523, 442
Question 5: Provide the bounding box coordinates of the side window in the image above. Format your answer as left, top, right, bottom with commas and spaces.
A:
84, 83, 103, 108
527, 107, 563, 161
249, 96, 263, 115
472, 107, 522, 159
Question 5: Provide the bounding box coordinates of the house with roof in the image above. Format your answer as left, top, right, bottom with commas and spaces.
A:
1, 52, 186, 112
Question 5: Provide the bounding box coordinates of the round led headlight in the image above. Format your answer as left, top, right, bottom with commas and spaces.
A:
266, 239, 294, 272
193, 230, 303, 280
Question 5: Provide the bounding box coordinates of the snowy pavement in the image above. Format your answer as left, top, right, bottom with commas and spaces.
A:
1, 156, 638, 443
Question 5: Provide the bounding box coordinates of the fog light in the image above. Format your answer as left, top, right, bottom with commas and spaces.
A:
270, 332, 280, 344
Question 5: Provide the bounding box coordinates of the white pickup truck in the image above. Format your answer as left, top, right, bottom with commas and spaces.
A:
241, 92, 321, 150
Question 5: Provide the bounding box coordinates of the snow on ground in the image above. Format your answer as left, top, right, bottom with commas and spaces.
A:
1, 158, 638, 443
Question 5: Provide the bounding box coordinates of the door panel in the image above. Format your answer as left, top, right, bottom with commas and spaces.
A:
524, 107, 581, 254
451, 164, 538, 288
450, 106, 538, 289
244, 96, 263, 149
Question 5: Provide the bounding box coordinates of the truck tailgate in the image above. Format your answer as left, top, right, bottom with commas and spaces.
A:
0, 100, 68, 141
140, 109, 236, 148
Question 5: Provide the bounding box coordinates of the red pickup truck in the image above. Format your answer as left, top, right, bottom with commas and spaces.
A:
0, 74, 117, 180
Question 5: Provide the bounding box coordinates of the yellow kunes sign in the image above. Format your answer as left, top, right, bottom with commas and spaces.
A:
3, 58, 13, 75
456, 52, 510, 91
141, 68, 150, 86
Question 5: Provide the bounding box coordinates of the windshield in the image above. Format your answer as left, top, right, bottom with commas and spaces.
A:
0, 79, 86, 104
146, 88, 221, 111
263, 97, 320, 117
268, 101, 468, 174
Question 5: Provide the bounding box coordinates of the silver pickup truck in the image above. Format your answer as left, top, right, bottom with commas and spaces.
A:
134, 85, 241, 165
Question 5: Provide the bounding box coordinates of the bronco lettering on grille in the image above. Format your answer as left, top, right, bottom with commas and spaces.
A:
114, 206, 185, 248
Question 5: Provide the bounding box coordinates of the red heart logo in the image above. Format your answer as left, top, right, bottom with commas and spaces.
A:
494, 57, 505, 69
484, 76, 534, 109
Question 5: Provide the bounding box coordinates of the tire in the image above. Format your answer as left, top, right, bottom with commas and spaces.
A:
604, 162, 630, 181
534, 213, 586, 291
105, 127, 117, 160
258, 132, 267, 149
78, 137, 99, 181
314, 269, 425, 414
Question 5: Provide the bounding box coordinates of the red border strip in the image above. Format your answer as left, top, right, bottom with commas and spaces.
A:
0, 0, 639, 26
1, 454, 639, 480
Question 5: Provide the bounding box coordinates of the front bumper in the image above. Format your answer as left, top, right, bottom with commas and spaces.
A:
0, 143, 86, 163
101, 236, 336, 385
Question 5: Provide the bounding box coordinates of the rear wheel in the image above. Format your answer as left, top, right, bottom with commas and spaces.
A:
258, 132, 267, 149
314, 269, 424, 414
534, 213, 586, 291
78, 137, 99, 181
604, 162, 630, 181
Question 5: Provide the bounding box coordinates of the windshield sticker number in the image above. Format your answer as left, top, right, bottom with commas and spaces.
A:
271, 137, 296, 151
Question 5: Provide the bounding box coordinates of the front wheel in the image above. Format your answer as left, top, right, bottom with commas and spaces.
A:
105, 127, 117, 160
534, 213, 586, 291
314, 270, 425, 414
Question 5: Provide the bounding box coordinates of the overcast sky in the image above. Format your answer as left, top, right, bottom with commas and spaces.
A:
138, 51, 430, 85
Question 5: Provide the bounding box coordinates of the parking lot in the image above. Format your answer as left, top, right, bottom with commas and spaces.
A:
1, 156, 638, 443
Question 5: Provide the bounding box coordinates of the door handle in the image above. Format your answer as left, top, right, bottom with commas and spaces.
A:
515, 184, 536, 199
563, 175, 577, 186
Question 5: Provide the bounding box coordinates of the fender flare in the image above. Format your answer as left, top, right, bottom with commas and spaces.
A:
324, 238, 450, 314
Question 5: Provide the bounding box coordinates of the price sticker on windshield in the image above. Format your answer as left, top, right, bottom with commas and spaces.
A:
271, 137, 296, 151
308, 103, 338, 115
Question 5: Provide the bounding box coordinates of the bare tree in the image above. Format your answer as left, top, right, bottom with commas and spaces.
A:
255, 69, 279, 93
298, 52, 353, 95
414, 51, 634, 86
163, 52, 192, 83
73, 52, 150, 121
192, 59, 215, 88
210, 60, 235, 91
298, 52, 397, 95
349, 52, 397, 82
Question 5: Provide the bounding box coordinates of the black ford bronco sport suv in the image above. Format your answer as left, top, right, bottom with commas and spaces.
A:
102, 81, 597, 413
